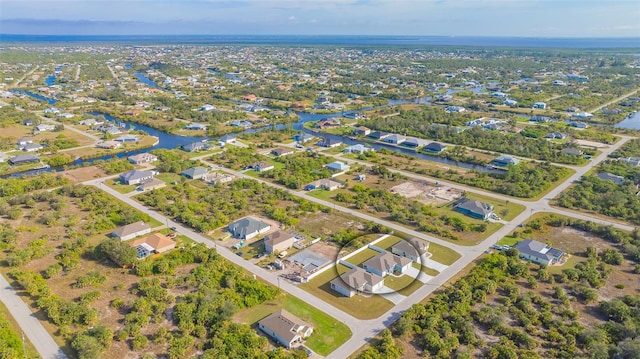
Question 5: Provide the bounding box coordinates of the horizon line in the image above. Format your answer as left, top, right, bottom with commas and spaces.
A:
1, 34, 640, 40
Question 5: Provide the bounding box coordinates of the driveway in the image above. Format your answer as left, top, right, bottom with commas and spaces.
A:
423, 258, 449, 272
377, 287, 406, 304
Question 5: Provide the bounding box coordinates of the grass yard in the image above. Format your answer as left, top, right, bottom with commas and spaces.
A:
234, 294, 351, 356
106, 179, 137, 194
413, 262, 440, 276
299, 268, 394, 320
342, 248, 380, 266
155, 172, 182, 185
384, 274, 417, 292
464, 193, 525, 222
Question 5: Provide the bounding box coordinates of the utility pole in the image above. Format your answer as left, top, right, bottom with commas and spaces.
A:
22, 331, 26, 359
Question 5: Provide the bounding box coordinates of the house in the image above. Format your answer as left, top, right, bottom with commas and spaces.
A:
264, 230, 296, 254
363, 252, 412, 277
532, 102, 547, 109
123, 110, 143, 116
138, 178, 165, 192
128, 233, 176, 258
343, 144, 372, 154
35, 124, 55, 132
306, 179, 344, 191
22, 119, 36, 126
96, 141, 121, 149
391, 238, 430, 263
454, 198, 494, 220
128, 153, 157, 164
218, 134, 236, 146
492, 155, 519, 167
8, 154, 40, 165
119, 170, 154, 185
271, 148, 294, 157
330, 267, 384, 297
111, 222, 151, 241
228, 217, 271, 239
78, 118, 103, 126
181, 166, 209, 180
293, 133, 315, 143
181, 141, 207, 152
185, 123, 208, 131
368, 131, 391, 140
403, 137, 428, 148
562, 148, 583, 156
423, 142, 447, 153
242, 94, 257, 102
315, 118, 341, 128
383, 134, 406, 145
503, 99, 518, 107
203, 172, 235, 185
572, 112, 594, 119
445, 106, 466, 113
22, 143, 43, 152
17, 137, 33, 147
597, 172, 626, 185
545, 132, 568, 140
325, 161, 350, 172
567, 120, 589, 129
247, 161, 275, 172
318, 137, 342, 148
115, 135, 140, 143
515, 239, 564, 266
201, 104, 216, 111
258, 310, 313, 349
354, 126, 371, 136
619, 157, 640, 166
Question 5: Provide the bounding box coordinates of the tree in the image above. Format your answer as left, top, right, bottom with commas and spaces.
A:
95, 238, 138, 267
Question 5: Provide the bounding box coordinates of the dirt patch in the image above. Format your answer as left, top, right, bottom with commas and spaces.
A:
574, 139, 609, 148
306, 241, 340, 261
60, 166, 107, 182
390, 181, 463, 205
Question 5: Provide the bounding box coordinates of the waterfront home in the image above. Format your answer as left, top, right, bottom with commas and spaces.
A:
353, 126, 371, 136
445, 106, 466, 113
343, 144, 372, 154
423, 142, 447, 153
383, 134, 405, 145
181, 141, 207, 152
115, 135, 140, 143
128, 153, 157, 164
8, 154, 40, 165
185, 123, 208, 130
293, 133, 315, 143
271, 148, 294, 157
318, 137, 342, 148
368, 131, 391, 140
492, 155, 519, 167
403, 137, 428, 148
218, 133, 237, 146
532, 102, 547, 109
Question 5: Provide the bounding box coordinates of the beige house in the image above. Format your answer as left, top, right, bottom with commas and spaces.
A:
391, 238, 430, 263
128, 233, 176, 259
258, 310, 313, 349
264, 230, 295, 254
111, 222, 151, 241
330, 267, 384, 297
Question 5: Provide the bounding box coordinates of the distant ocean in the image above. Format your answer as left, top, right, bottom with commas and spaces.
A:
1, 34, 639, 48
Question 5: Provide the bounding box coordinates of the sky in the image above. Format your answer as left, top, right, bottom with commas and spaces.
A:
1, 0, 639, 37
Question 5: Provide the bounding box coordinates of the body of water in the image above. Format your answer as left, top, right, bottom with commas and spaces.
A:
12, 89, 57, 105
134, 72, 162, 89
614, 111, 640, 129
44, 75, 56, 86
2, 34, 639, 48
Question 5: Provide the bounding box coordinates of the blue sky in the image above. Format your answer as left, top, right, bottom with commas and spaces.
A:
1, 0, 639, 37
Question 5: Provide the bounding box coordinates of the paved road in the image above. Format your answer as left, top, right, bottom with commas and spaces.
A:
589, 87, 640, 113
0, 273, 67, 359
13, 65, 39, 87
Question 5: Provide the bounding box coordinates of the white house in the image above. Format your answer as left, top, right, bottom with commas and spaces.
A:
362, 252, 412, 277
532, 102, 547, 109
201, 104, 216, 111
111, 222, 152, 241
330, 267, 384, 297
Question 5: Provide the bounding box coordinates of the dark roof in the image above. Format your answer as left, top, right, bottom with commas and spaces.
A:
181, 166, 208, 178
424, 142, 446, 151
9, 154, 40, 164
455, 198, 493, 216
368, 131, 389, 139
597, 172, 625, 185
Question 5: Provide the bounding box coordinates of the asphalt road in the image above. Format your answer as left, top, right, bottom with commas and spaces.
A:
0, 273, 67, 359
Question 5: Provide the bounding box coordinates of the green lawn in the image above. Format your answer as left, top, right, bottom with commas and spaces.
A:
155, 172, 182, 185
413, 262, 440, 276
464, 193, 526, 222
234, 294, 351, 356
372, 235, 403, 249
299, 268, 394, 320
423, 242, 461, 265
307, 189, 338, 201
106, 179, 137, 194
384, 274, 416, 291
343, 248, 380, 266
